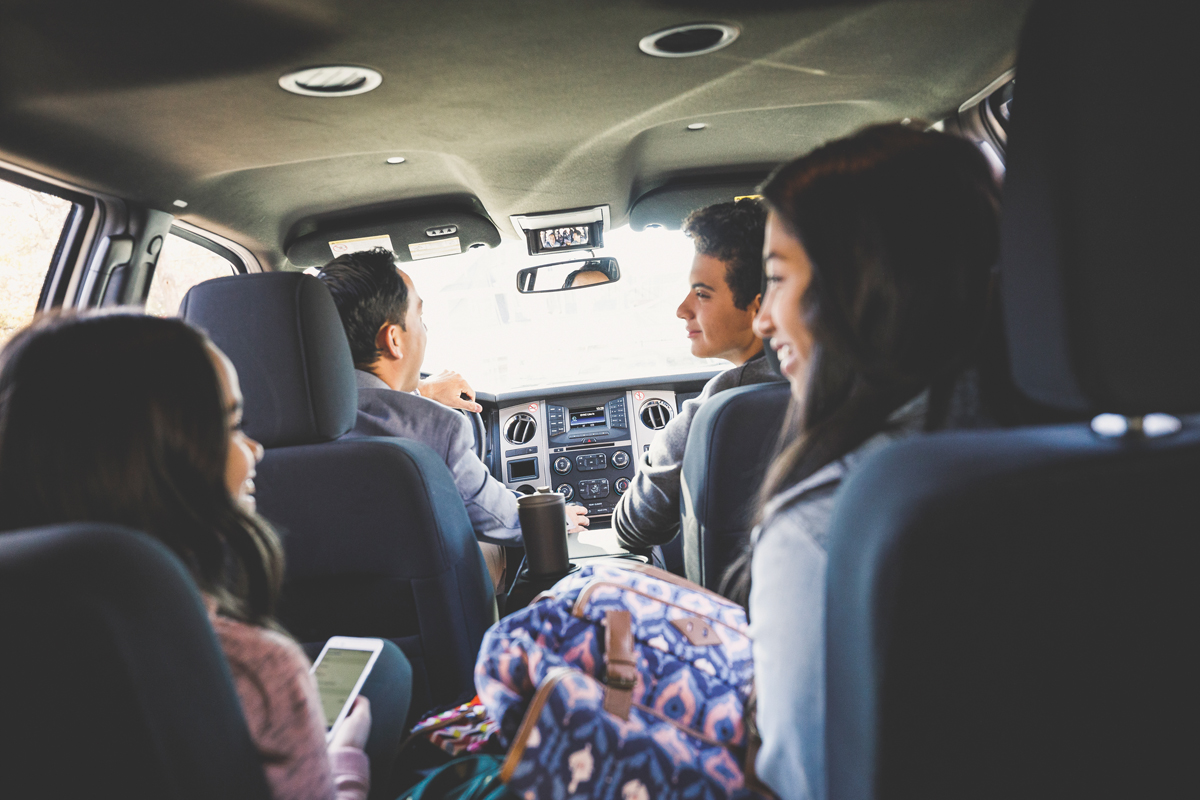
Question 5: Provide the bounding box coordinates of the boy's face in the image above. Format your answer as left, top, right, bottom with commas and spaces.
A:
675, 251, 761, 363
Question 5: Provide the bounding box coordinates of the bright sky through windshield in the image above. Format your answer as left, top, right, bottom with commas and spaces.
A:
408, 225, 726, 394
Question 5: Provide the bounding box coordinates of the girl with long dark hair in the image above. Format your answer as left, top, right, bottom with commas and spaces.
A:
0, 312, 374, 800
738, 124, 1003, 799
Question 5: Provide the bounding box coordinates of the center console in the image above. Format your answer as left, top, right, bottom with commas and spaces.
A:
496, 388, 678, 521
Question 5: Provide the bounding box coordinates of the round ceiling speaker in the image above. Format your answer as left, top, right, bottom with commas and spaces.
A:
639, 23, 739, 58
279, 66, 383, 97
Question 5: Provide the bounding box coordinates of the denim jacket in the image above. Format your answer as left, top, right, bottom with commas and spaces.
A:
749, 393, 928, 800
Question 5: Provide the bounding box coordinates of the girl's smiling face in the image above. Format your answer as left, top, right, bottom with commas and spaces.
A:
209, 344, 263, 511
754, 210, 815, 398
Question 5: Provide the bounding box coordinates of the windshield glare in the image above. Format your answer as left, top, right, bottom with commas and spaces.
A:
409, 225, 726, 394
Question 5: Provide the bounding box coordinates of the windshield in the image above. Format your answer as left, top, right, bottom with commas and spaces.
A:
408, 225, 726, 393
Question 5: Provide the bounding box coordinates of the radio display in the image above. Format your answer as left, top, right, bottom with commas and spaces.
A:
569, 406, 606, 428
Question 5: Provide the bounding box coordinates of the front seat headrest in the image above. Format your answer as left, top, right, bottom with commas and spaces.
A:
999, 0, 1200, 416
180, 272, 357, 448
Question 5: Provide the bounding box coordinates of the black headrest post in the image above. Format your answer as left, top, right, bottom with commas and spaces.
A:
999, 0, 1200, 415
180, 272, 358, 448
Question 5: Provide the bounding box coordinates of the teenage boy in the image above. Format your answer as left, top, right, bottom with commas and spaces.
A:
613, 199, 777, 550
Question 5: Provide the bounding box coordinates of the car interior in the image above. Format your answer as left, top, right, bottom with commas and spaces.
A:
1, 0, 1195, 797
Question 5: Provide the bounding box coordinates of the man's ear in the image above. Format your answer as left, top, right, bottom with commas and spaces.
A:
376, 323, 404, 361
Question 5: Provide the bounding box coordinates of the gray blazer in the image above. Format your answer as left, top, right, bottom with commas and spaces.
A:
612, 352, 778, 549
348, 370, 522, 544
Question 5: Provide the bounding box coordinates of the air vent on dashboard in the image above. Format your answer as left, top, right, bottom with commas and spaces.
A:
639, 399, 674, 431
505, 412, 537, 444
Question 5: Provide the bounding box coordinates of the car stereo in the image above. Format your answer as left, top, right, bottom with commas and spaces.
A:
546, 393, 629, 447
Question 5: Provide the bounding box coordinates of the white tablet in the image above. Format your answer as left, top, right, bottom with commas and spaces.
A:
310, 636, 384, 742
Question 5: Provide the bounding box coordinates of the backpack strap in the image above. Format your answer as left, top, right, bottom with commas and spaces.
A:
602, 610, 637, 720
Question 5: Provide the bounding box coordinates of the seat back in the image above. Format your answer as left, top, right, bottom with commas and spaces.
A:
258, 437, 495, 710
181, 272, 494, 711
680, 381, 790, 589
825, 2, 1200, 797
825, 423, 1199, 799
0, 523, 270, 800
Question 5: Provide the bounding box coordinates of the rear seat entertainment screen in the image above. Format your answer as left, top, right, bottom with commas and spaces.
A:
539, 225, 590, 250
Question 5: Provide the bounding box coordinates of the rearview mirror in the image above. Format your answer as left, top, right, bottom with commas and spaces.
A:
515, 257, 620, 294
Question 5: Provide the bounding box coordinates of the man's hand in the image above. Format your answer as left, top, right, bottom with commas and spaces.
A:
329, 695, 371, 751
566, 503, 590, 533
417, 369, 482, 413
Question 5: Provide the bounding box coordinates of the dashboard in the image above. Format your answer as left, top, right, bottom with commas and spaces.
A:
481, 373, 713, 523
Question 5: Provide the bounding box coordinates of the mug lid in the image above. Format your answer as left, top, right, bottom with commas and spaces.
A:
517, 490, 564, 507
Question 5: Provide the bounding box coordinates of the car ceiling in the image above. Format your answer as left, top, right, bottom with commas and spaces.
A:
0, 0, 1031, 269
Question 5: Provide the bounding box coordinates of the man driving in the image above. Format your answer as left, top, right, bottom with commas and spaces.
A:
613, 198, 777, 551
317, 248, 589, 589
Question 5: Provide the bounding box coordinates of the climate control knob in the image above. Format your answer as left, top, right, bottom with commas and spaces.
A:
611, 450, 630, 469
553, 456, 572, 475
557, 483, 574, 501
614, 477, 630, 495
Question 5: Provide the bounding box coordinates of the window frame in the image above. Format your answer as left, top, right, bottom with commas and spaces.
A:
0, 162, 97, 313
168, 219, 260, 276
136, 221, 259, 312
955, 68, 1015, 159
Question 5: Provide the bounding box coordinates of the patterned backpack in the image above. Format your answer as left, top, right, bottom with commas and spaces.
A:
475, 562, 757, 800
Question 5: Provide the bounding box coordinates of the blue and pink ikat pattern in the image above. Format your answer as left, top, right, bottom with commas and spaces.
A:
475, 564, 755, 800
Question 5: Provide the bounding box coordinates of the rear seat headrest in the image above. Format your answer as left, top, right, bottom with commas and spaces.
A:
180, 272, 357, 448
999, 0, 1200, 415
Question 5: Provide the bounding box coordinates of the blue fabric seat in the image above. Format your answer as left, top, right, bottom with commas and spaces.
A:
182, 272, 494, 714
680, 380, 790, 590
0, 523, 270, 799
825, 3, 1199, 798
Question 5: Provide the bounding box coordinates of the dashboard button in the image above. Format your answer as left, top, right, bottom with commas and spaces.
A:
554, 457, 571, 474
577, 478, 611, 500
557, 483, 574, 501
614, 477, 630, 494
611, 450, 630, 469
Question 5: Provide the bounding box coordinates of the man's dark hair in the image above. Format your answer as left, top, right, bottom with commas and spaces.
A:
561, 262, 614, 289
316, 248, 408, 368
682, 198, 768, 310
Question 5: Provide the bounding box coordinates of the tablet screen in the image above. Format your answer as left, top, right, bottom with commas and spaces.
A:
313, 648, 373, 729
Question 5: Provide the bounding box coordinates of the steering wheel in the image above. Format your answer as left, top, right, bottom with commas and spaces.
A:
458, 408, 487, 461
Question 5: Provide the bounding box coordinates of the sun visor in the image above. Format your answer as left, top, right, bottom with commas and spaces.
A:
629, 174, 770, 231
285, 202, 501, 267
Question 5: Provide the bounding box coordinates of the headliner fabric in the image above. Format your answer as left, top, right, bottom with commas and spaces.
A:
180, 272, 357, 448
999, 0, 1200, 414
0, 1, 1030, 265
0, 523, 270, 799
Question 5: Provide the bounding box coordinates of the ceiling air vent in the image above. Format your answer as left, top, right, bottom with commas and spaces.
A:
279, 66, 383, 97
639, 399, 674, 431
639, 23, 739, 58
505, 413, 537, 445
